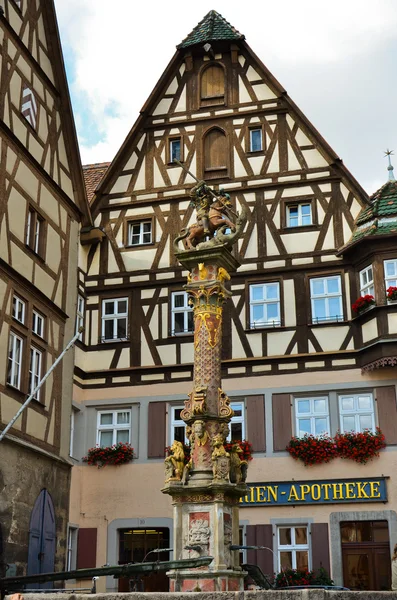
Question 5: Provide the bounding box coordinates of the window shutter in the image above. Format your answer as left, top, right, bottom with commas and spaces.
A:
77, 528, 97, 569
311, 523, 330, 575
376, 385, 397, 445
247, 395, 266, 452
272, 393, 292, 451
246, 524, 273, 577
147, 401, 166, 458
204, 129, 227, 170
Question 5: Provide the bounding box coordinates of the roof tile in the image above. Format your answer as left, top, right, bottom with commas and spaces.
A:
83, 162, 110, 203
178, 10, 244, 49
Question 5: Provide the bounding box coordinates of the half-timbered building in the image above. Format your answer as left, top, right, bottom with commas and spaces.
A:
0, 0, 90, 580
70, 11, 397, 591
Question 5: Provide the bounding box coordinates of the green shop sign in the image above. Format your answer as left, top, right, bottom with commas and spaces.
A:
240, 477, 387, 506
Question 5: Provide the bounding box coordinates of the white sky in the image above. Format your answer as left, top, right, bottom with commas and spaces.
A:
54, 0, 397, 195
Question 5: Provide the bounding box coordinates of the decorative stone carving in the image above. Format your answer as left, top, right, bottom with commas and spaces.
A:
190, 419, 209, 448
181, 388, 207, 420
217, 266, 230, 283
211, 433, 230, 482
218, 388, 233, 418
229, 444, 248, 484
164, 440, 185, 483
189, 519, 210, 547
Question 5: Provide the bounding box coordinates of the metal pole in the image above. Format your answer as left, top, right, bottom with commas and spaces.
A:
0, 327, 83, 442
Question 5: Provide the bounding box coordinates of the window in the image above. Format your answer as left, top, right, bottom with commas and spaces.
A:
203, 128, 228, 178
287, 204, 312, 227
101, 298, 128, 341
295, 397, 329, 437
170, 406, 187, 444
227, 401, 245, 441
66, 526, 78, 571
26, 206, 44, 255
169, 138, 181, 163
32, 310, 45, 338
69, 410, 76, 457
249, 128, 262, 152
97, 410, 131, 446
75, 295, 84, 340
171, 292, 193, 335
201, 64, 225, 106
278, 526, 309, 571
29, 347, 42, 400
7, 332, 23, 389
249, 282, 280, 328
128, 221, 152, 246
338, 393, 375, 433
384, 259, 397, 288
21, 84, 38, 129
360, 265, 374, 296
310, 275, 343, 323
12, 295, 25, 324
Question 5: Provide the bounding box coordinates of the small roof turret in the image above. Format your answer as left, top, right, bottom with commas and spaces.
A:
177, 10, 244, 49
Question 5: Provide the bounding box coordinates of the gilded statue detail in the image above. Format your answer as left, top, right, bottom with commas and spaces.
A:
164, 440, 185, 483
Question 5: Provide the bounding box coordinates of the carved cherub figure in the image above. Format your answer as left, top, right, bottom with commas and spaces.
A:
211, 433, 230, 481
164, 440, 185, 483
229, 444, 248, 484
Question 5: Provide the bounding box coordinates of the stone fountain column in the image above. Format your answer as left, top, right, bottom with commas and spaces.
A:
162, 245, 248, 592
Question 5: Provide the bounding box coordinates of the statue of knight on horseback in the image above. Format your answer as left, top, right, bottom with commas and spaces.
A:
173, 161, 248, 253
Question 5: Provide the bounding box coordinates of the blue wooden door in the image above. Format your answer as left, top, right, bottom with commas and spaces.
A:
27, 489, 56, 588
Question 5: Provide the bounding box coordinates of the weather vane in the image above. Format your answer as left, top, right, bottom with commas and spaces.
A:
384, 149, 395, 181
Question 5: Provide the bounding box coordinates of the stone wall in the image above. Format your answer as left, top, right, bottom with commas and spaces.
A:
0, 438, 71, 577
11, 591, 397, 600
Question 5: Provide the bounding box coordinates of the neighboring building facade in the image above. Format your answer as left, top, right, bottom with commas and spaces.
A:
70, 11, 397, 592
0, 0, 90, 580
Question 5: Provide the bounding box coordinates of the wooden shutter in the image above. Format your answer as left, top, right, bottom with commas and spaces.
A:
77, 528, 97, 569
201, 65, 224, 98
311, 523, 330, 574
376, 385, 397, 445
147, 401, 166, 458
246, 524, 273, 577
247, 395, 266, 452
204, 129, 227, 170
272, 393, 292, 451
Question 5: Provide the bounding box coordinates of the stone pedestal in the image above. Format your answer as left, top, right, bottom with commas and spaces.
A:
162, 246, 247, 592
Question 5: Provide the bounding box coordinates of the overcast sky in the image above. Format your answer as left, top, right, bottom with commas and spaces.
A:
54, 0, 397, 195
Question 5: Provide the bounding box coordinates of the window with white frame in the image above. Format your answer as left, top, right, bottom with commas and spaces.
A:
32, 310, 45, 338
359, 265, 374, 296
287, 204, 312, 227
169, 138, 181, 163
310, 275, 343, 323
12, 295, 25, 324
171, 291, 193, 335
384, 259, 397, 288
278, 526, 309, 571
26, 206, 44, 255
249, 128, 262, 152
295, 397, 329, 437
338, 393, 375, 433
75, 295, 84, 340
127, 221, 152, 246
66, 526, 78, 571
7, 332, 23, 389
21, 84, 38, 129
227, 401, 245, 441
97, 410, 131, 447
249, 282, 280, 328
29, 347, 42, 400
170, 406, 187, 444
69, 410, 75, 457
102, 298, 128, 341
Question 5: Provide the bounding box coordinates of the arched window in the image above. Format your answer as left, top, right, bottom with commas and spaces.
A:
204, 128, 228, 179
201, 65, 225, 106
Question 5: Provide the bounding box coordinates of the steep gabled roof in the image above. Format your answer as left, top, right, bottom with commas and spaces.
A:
42, 1, 92, 226
178, 10, 244, 49
338, 179, 397, 253
83, 162, 110, 203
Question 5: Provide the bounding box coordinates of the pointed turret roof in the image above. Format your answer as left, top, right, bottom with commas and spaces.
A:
338, 176, 397, 253
178, 10, 244, 49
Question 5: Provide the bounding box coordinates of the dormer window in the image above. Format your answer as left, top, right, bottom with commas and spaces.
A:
200, 64, 225, 107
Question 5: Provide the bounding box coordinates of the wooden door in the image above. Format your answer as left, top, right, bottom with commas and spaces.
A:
27, 489, 56, 588
342, 545, 391, 590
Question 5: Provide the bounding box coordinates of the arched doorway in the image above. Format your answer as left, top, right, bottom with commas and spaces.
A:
27, 489, 56, 588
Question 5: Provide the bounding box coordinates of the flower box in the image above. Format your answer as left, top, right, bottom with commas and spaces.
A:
352, 294, 375, 315
387, 286, 397, 302
82, 442, 134, 467
286, 433, 337, 466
